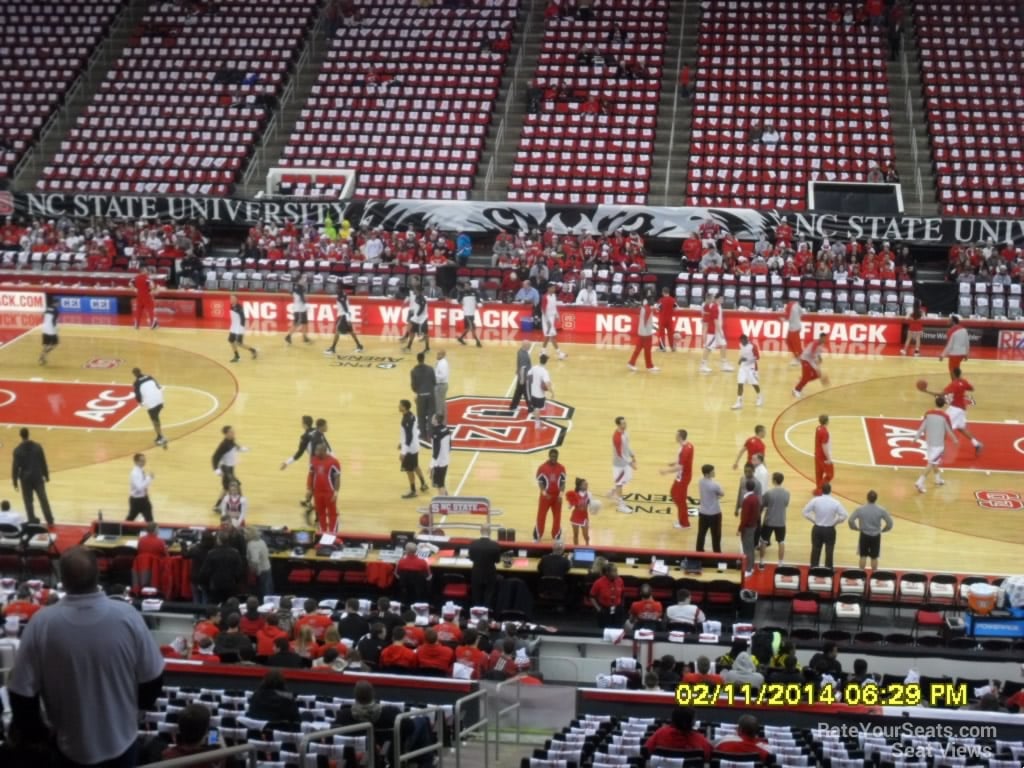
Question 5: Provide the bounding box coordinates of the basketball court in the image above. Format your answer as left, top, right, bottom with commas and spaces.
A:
1, 313, 1022, 573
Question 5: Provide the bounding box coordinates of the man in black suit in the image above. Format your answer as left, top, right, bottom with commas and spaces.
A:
11, 428, 54, 525
538, 540, 571, 579
468, 525, 502, 607
335, 598, 370, 642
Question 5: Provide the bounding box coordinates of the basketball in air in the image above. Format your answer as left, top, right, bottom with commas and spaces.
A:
820, 373, 831, 386
589, 499, 602, 515
916, 378, 928, 392
419, 513, 431, 528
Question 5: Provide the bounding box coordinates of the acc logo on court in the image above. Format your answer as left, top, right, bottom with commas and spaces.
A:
445, 395, 574, 454
975, 491, 1024, 511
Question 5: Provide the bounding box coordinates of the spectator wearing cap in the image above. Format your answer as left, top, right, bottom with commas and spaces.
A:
435, 608, 463, 644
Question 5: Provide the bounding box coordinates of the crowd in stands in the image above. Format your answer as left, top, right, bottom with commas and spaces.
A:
7, 212, 1024, 297
0, 216, 207, 274
2, 578, 536, 681
680, 218, 917, 283
947, 240, 1024, 283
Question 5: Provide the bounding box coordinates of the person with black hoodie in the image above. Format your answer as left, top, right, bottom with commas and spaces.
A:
247, 670, 300, 723
198, 532, 245, 605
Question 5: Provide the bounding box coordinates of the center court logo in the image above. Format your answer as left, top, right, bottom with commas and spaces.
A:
445, 395, 573, 454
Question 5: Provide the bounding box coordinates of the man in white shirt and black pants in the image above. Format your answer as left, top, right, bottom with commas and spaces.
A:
434, 350, 450, 422
127, 453, 154, 523
132, 368, 168, 448
801, 482, 848, 568
227, 294, 258, 363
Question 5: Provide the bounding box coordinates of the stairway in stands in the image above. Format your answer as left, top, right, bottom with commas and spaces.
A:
13, 0, 149, 190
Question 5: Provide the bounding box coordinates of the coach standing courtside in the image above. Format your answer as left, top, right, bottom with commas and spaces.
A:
12, 428, 54, 526
801, 483, 848, 568
126, 452, 155, 523
410, 352, 436, 442
509, 340, 532, 413
847, 490, 894, 570
8, 547, 164, 767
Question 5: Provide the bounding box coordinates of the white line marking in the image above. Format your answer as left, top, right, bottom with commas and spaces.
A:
860, 416, 877, 466
453, 343, 533, 496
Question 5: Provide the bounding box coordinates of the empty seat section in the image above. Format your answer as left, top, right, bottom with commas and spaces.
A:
917, 0, 1024, 218
0, 0, 123, 181
280, 0, 520, 200
687, 0, 896, 211
37, 0, 320, 197
507, 0, 668, 205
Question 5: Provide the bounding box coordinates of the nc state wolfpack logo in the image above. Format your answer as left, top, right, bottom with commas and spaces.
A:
445, 395, 574, 454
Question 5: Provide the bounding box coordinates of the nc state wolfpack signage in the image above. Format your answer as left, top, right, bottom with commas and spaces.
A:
445, 395, 574, 454
13, 191, 1024, 245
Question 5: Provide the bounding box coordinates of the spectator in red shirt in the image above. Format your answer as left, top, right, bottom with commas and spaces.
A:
589, 564, 625, 628
137, 522, 168, 559
378, 626, 418, 670
435, 609, 463, 645
395, 542, 431, 580
401, 611, 426, 648
454, 628, 490, 679
239, 596, 265, 637
644, 708, 712, 760
628, 583, 664, 629
680, 655, 724, 685
256, 613, 288, 657
4, 586, 40, 623
295, 598, 333, 642
416, 629, 455, 674
190, 636, 221, 664
715, 714, 772, 760
313, 626, 349, 660
487, 638, 523, 680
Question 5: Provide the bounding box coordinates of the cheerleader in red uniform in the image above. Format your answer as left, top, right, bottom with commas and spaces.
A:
566, 478, 598, 546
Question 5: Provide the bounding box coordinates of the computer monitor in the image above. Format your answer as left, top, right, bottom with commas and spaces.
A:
157, 527, 175, 544
572, 548, 596, 565
391, 530, 415, 548
97, 521, 121, 537
293, 530, 314, 547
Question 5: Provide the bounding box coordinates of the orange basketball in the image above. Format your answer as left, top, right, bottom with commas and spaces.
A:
916, 378, 928, 392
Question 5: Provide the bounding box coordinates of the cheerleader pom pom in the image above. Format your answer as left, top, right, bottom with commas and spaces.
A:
589, 499, 602, 515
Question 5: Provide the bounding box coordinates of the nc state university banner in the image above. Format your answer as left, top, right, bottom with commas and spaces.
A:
9, 190, 1024, 245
